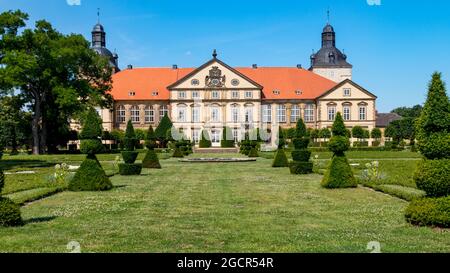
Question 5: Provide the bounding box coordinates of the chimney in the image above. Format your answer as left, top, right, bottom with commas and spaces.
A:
127, 64, 133, 70
252, 64, 258, 69
297, 64, 302, 69
172, 64, 178, 69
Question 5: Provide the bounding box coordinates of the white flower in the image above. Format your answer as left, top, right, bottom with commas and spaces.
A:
372, 161, 379, 167
365, 163, 371, 169
55, 164, 61, 170
315, 155, 319, 159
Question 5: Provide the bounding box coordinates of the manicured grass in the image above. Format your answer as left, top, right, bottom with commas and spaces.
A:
0, 153, 448, 253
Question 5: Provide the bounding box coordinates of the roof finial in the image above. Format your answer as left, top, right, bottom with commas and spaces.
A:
97, 8, 100, 24
212, 49, 217, 59
327, 8, 330, 24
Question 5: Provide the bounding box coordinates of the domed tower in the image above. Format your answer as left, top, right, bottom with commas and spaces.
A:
309, 22, 352, 82
91, 16, 119, 73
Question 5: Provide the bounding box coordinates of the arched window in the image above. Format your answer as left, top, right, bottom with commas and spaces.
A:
342, 103, 352, 121
117, 105, 126, 123
145, 106, 154, 123
290, 105, 300, 123
210, 105, 220, 122
358, 102, 368, 121
191, 104, 200, 123
244, 104, 253, 123
130, 105, 140, 123
177, 104, 187, 122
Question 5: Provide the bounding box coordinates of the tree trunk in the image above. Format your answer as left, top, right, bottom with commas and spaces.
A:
32, 98, 41, 155
40, 115, 47, 154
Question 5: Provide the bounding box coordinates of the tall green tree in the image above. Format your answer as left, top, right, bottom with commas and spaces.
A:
154, 113, 173, 147
0, 95, 32, 152
0, 10, 113, 154
391, 105, 423, 119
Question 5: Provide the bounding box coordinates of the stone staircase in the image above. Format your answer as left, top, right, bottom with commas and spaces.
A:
193, 147, 239, 154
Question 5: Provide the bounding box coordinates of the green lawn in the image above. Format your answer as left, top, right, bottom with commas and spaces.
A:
0, 152, 448, 253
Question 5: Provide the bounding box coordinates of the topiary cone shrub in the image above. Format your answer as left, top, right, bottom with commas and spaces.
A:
405, 72, 450, 227
119, 120, 142, 175
248, 147, 259, 158
199, 129, 212, 148
321, 112, 356, 188
221, 126, 235, 148
69, 109, 112, 191
272, 126, 289, 168
289, 119, 313, 175
0, 166, 23, 227
142, 125, 161, 169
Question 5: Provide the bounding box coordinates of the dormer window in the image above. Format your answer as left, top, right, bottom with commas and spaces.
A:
128, 91, 136, 96
295, 90, 302, 95
273, 90, 280, 95
152, 91, 159, 96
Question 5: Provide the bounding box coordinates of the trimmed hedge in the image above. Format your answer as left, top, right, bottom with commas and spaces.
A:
122, 151, 139, 164
272, 149, 289, 167
248, 148, 259, 158
293, 138, 310, 150
142, 149, 161, 169
405, 196, 450, 228
80, 139, 104, 155
69, 155, 113, 191
199, 130, 212, 148
172, 148, 184, 158
328, 135, 350, 155
0, 197, 23, 227
119, 163, 143, 175
291, 150, 311, 162
321, 155, 357, 189
0, 168, 4, 192
414, 159, 450, 197
289, 161, 314, 175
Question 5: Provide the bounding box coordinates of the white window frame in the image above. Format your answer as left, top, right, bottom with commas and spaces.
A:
359, 106, 367, 121
212, 91, 220, 99
290, 105, 300, 123
277, 105, 286, 123
130, 106, 140, 123
327, 106, 336, 121
211, 130, 220, 143
232, 91, 240, 99
343, 88, 351, 97
159, 105, 168, 120
192, 106, 200, 123
178, 91, 186, 99
232, 129, 239, 143
192, 129, 200, 143
245, 91, 253, 99
245, 106, 253, 123
211, 107, 220, 122
192, 91, 200, 99
343, 106, 351, 121
304, 104, 314, 122
177, 106, 187, 122
117, 105, 126, 123
145, 106, 154, 123
262, 105, 272, 123
231, 105, 239, 123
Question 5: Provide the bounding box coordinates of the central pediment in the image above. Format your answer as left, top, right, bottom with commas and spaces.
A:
167, 58, 263, 90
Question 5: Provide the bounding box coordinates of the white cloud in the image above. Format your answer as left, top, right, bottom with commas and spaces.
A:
185, 51, 192, 56
66, 0, 81, 6
367, 0, 381, 6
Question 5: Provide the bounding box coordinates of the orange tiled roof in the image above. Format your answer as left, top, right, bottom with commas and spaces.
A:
110, 66, 337, 101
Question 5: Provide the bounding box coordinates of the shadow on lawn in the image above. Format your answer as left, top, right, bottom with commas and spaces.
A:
0, 160, 53, 170
24, 216, 57, 225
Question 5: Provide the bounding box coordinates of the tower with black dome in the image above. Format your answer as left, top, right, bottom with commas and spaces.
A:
309, 22, 352, 82
91, 14, 120, 73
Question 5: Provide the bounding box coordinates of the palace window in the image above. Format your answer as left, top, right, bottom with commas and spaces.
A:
304, 104, 314, 122
192, 91, 200, 99
232, 91, 240, 99
192, 129, 200, 143
211, 130, 220, 143
343, 106, 351, 121
211, 106, 220, 122
245, 91, 253, 99
245, 106, 253, 123
159, 105, 168, 120
327, 106, 336, 121
130, 105, 140, 123
178, 91, 186, 99
128, 91, 136, 97
343, 88, 351, 97
117, 105, 126, 123
192, 106, 200, 123
277, 105, 286, 123
212, 91, 220, 99
290, 105, 300, 123
177, 105, 187, 122
231, 105, 239, 123
145, 106, 154, 123
152, 91, 159, 96
262, 105, 272, 123
359, 106, 367, 120
232, 129, 239, 143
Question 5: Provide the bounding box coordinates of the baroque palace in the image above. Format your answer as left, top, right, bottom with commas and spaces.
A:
90, 20, 377, 147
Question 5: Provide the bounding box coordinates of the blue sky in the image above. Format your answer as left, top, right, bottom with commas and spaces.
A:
1, 0, 450, 112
